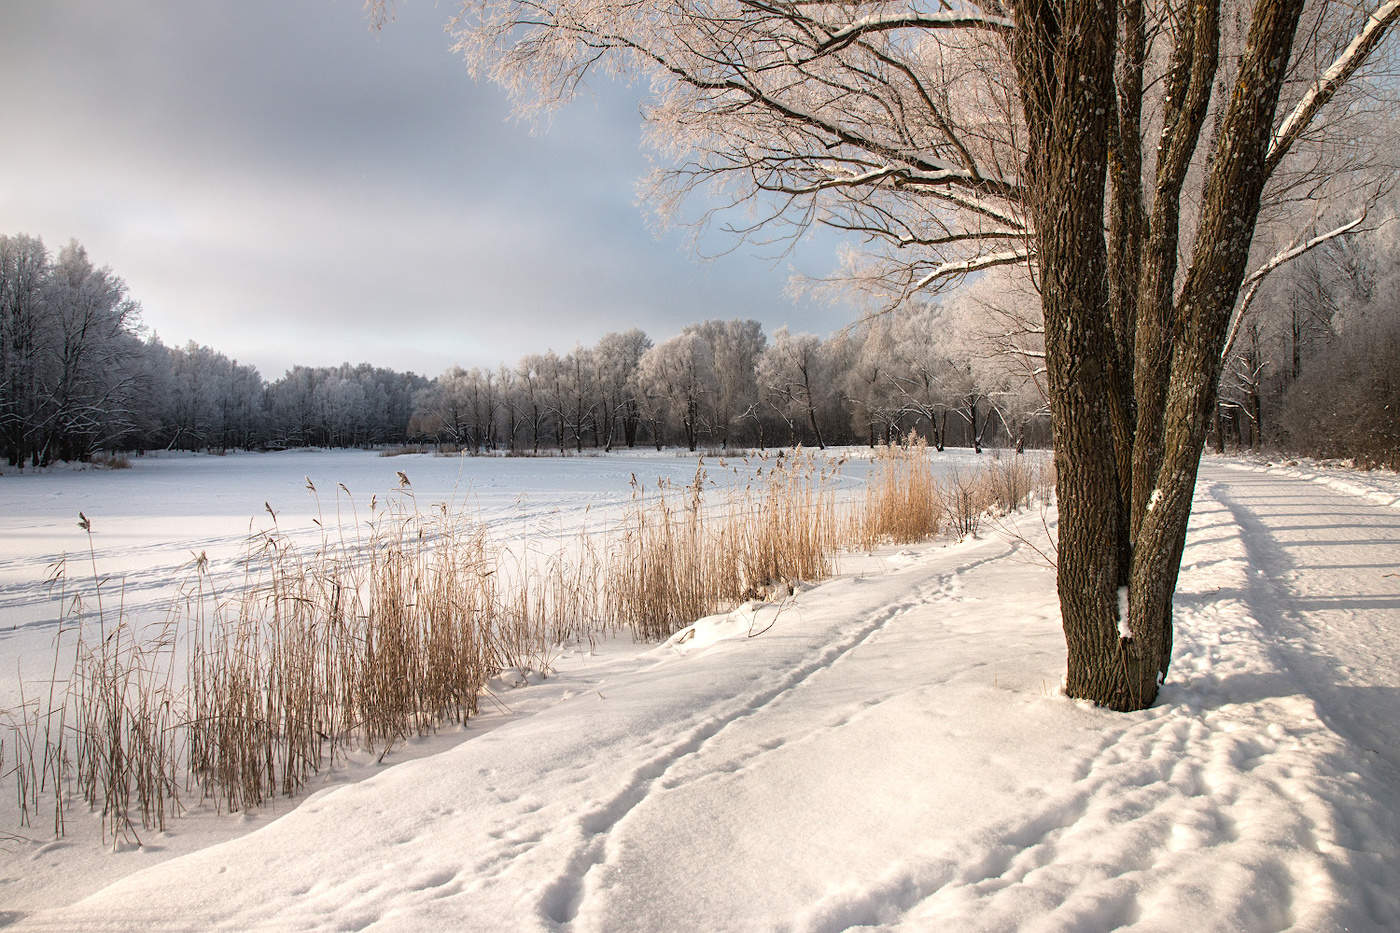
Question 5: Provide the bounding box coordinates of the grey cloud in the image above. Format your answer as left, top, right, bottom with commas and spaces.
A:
0, 0, 853, 380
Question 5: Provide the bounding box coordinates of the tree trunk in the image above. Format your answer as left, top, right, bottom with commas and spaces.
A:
1010, 0, 1307, 710
1013, 0, 1155, 710
968, 397, 982, 453
1127, 0, 1306, 686
806, 404, 825, 449
1249, 391, 1262, 449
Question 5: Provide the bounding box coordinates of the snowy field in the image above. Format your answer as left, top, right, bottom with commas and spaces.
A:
1, 451, 1398, 930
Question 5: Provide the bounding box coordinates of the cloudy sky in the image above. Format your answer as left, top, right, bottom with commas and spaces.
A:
1, 1, 853, 380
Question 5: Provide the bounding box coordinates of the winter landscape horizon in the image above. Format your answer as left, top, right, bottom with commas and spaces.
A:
5, 0, 1400, 929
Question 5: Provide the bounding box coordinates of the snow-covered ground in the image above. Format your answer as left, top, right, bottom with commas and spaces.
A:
1215, 452, 1400, 510
2, 454, 1398, 930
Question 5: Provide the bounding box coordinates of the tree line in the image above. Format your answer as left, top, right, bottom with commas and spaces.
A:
0, 234, 431, 466
1, 232, 1047, 468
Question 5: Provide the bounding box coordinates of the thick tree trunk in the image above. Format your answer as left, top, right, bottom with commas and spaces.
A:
1012, 0, 1154, 710
1127, 0, 1306, 684
1010, 0, 1307, 710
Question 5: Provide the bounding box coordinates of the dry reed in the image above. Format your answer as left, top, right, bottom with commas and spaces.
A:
853, 435, 945, 548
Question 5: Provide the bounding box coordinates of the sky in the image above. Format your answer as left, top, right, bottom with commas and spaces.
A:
0, 0, 855, 380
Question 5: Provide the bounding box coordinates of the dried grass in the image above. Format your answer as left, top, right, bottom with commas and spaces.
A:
944, 467, 993, 539
852, 435, 944, 548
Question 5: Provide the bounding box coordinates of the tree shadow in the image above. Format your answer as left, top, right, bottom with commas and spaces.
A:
1193, 480, 1400, 777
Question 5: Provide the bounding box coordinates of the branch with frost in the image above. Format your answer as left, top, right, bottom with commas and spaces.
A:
820, 220, 1026, 248
763, 163, 1021, 201
929, 189, 1029, 231
607, 39, 1026, 203
911, 248, 1029, 292
1220, 212, 1367, 361
817, 11, 1015, 54
774, 166, 905, 194
1266, 0, 1400, 176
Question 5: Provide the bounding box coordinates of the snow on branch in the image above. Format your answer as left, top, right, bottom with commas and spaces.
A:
1220, 213, 1366, 361
1242, 215, 1366, 290
817, 11, 1015, 54
911, 248, 1029, 292
1266, 0, 1400, 176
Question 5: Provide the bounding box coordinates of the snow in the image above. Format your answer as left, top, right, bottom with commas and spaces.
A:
2, 453, 1398, 930
1213, 453, 1400, 511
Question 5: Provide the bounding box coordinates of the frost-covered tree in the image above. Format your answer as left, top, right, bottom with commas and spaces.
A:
0, 235, 50, 466
513, 353, 551, 451
440, 0, 1400, 708
593, 328, 651, 449
12, 240, 145, 463
883, 303, 959, 449
684, 319, 766, 448
560, 347, 598, 452
843, 315, 902, 446
759, 328, 832, 449
411, 366, 473, 445
638, 332, 715, 450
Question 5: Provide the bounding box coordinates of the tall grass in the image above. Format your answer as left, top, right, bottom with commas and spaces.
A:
607, 451, 844, 639
1, 444, 1050, 842
853, 434, 945, 548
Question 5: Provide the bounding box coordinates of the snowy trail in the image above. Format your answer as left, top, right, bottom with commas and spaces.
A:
1207, 464, 1400, 777
5, 463, 1400, 931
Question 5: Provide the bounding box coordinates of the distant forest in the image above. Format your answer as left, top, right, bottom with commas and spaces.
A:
3, 228, 1395, 468
0, 233, 1050, 467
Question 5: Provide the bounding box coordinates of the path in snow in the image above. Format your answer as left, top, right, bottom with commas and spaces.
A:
4, 463, 1399, 931
1209, 464, 1400, 778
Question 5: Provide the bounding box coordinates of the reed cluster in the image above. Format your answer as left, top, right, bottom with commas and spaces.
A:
852, 435, 945, 548
608, 451, 843, 640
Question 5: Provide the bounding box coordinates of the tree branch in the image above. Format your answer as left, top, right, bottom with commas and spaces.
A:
1266, 0, 1400, 176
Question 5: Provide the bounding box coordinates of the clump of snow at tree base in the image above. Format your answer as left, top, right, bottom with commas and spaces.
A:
1, 451, 1398, 930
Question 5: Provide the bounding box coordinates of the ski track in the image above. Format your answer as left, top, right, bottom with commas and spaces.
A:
538, 543, 1018, 928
